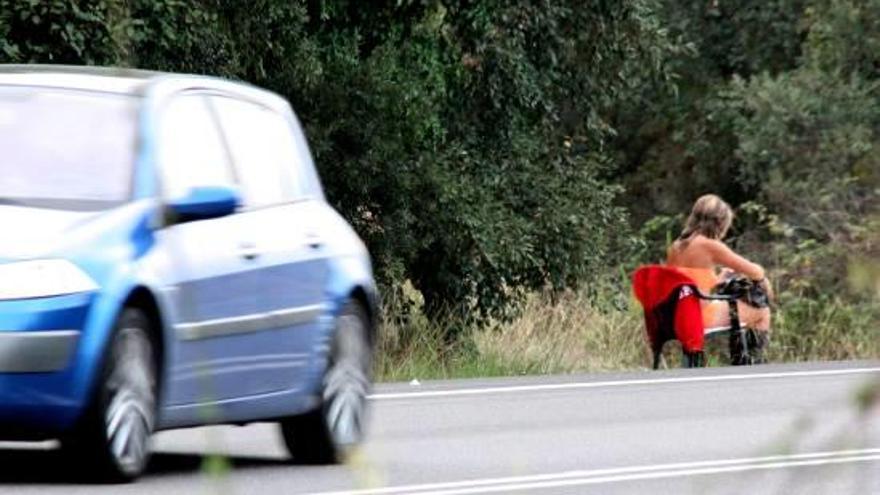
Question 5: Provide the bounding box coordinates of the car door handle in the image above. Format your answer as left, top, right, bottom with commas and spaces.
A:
305, 233, 324, 250
238, 242, 260, 260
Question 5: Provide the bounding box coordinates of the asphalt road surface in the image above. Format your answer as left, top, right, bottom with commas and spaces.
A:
1, 360, 878, 494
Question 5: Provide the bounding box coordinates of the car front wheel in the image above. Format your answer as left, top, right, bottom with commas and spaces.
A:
62, 308, 157, 482
280, 301, 372, 464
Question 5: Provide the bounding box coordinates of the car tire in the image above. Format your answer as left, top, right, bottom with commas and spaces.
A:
61, 308, 158, 482
280, 301, 372, 464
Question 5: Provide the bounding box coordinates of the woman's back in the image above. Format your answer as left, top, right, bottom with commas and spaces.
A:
668, 235, 716, 269
667, 235, 720, 294
668, 234, 764, 281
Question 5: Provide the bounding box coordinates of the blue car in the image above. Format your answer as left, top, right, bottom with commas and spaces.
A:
0, 65, 379, 481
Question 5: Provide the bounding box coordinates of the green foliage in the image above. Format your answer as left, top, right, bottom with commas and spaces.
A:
0, 0, 242, 74
659, 0, 807, 80
805, 0, 880, 80
702, 2, 880, 303
770, 295, 880, 361
282, 1, 681, 321
614, 0, 878, 367
718, 69, 879, 226
0, 0, 122, 64
0, 0, 680, 325
1, 0, 875, 347
613, 0, 810, 223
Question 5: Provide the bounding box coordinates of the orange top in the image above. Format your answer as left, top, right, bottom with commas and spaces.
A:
673, 266, 719, 295
666, 234, 770, 329
666, 234, 764, 327
671, 266, 723, 324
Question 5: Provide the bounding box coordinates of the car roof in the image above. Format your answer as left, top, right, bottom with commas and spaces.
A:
0, 65, 289, 111
0, 65, 160, 95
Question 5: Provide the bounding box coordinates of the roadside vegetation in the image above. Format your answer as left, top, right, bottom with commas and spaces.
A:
1, 1, 877, 379
375, 0, 880, 380
377, 277, 880, 381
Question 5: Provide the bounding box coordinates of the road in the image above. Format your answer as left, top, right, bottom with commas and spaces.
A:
1, 360, 878, 494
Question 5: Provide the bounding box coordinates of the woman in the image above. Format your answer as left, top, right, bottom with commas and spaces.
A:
667, 194, 772, 333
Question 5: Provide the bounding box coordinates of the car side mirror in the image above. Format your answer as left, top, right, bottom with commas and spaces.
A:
167, 186, 240, 222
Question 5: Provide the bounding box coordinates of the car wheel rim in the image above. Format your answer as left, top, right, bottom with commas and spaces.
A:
323, 313, 370, 448
105, 327, 155, 474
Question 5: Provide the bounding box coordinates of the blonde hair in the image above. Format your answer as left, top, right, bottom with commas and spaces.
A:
679, 194, 733, 241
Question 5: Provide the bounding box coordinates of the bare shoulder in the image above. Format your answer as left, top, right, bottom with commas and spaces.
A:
687, 234, 718, 251
689, 236, 737, 265
693, 235, 729, 253
668, 235, 715, 266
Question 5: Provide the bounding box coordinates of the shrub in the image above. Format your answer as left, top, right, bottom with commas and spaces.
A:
0, 1, 680, 327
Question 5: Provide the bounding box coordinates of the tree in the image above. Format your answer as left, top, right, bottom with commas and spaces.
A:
0, 0, 680, 324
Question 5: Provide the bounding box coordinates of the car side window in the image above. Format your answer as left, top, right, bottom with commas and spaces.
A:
209, 96, 302, 208
157, 94, 235, 200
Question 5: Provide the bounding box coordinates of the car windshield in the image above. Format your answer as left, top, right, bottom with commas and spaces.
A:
0, 86, 138, 211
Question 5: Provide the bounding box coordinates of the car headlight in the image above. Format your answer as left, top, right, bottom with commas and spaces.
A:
0, 259, 99, 300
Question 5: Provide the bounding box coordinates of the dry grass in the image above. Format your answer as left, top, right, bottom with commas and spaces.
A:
376, 289, 657, 382
473, 292, 647, 374
375, 285, 880, 383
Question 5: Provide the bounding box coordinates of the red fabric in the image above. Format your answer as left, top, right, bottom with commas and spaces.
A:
632, 265, 705, 353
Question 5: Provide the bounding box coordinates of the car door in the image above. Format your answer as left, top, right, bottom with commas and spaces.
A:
154, 93, 260, 407
206, 95, 329, 403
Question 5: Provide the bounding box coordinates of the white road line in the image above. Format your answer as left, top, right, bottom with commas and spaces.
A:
382, 455, 880, 495
310, 448, 880, 495
369, 366, 880, 400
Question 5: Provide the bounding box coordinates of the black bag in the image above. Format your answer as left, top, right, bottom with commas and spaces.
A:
714, 276, 770, 308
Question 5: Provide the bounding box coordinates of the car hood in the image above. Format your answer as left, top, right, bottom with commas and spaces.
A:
0, 205, 103, 261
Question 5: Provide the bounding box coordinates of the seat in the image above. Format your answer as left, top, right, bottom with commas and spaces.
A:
632, 265, 743, 369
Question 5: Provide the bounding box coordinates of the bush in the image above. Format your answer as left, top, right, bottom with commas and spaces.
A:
250, 1, 681, 322
805, 0, 880, 81
2, 0, 874, 355
0, 0, 681, 326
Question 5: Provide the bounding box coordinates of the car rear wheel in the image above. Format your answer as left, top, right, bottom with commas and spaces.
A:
62, 308, 157, 482
280, 301, 372, 464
